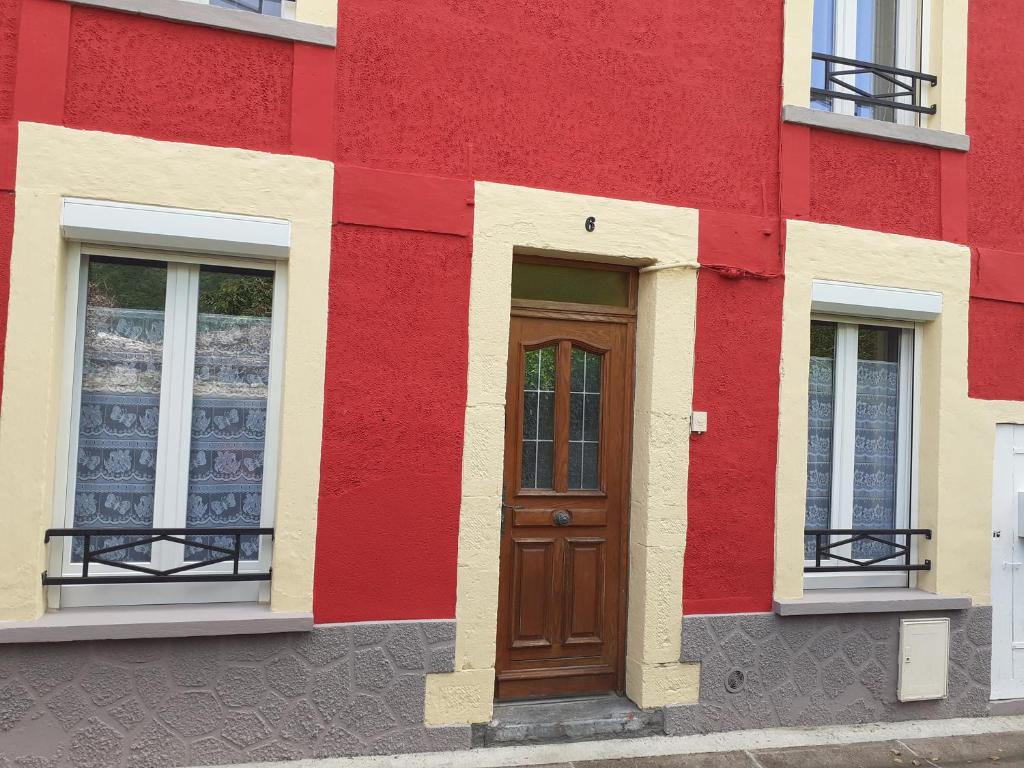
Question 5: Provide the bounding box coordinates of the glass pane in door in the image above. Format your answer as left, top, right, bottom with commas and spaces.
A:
852, 325, 901, 558
569, 348, 602, 490
521, 346, 556, 489
73, 258, 167, 562
805, 321, 837, 559
185, 267, 274, 562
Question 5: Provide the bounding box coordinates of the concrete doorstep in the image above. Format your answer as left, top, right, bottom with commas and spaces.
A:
212, 715, 1024, 768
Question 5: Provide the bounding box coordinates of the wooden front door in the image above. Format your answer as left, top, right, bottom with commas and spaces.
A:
496, 308, 634, 701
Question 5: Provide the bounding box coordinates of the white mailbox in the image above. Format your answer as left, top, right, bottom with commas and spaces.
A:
898, 618, 950, 702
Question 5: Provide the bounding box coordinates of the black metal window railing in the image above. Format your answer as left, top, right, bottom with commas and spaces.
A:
42, 527, 274, 585
805, 528, 932, 573
811, 52, 937, 116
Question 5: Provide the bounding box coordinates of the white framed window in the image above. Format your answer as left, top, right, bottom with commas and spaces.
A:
804, 317, 917, 589
51, 245, 286, 608
811, 0, 926, 125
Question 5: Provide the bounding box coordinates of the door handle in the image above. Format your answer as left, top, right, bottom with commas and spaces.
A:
553, 510, 572, 527
1003, 562, 1023, 568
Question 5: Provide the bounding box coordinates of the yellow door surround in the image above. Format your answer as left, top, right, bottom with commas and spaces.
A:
425, 182, 702, 725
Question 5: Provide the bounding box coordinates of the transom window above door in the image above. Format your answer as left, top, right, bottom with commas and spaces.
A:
55, 252, 282, 607
811, 0, 933, 124
804, 319, 916, 588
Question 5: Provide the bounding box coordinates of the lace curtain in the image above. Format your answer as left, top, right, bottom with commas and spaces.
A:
186, 312, 271, 562
804, 355, 900, 561
73, 306, 270, 563
74, 307, 163, 562
851, 359, 899, 558
805, 356, 835, 559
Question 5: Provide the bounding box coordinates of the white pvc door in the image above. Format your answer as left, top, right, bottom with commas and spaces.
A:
991, 424, 1024, 700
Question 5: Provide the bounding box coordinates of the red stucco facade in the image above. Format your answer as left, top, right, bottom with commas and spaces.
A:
1, 0, 1023, 626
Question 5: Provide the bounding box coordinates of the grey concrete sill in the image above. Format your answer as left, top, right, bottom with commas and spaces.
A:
991, 699, 1024, 716
782, 104, 970, 152
65, 0, 336, 46
0, 602, 313, 644
774, 588, 972, 616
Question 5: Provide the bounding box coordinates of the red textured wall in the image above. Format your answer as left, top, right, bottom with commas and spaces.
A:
685, 267, 783, 615
323, 0, 788, 620
969, 298, 1024, 402
966, 0, 1024, 253
64, 7, 292, 152
0, 0, 19, 122
335, 0, 782, 214
313, 224, 470, 623
806, 131, 942, 240
5, 0, 1024, 624
964, 0, 1024, 400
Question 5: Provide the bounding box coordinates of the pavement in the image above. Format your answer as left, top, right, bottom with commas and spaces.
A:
218, 716, 1024, 768
527, 731, 1024, 767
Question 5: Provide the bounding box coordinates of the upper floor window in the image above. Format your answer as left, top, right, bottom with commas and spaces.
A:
209, 0, 295, 18
811, 0, 934, 125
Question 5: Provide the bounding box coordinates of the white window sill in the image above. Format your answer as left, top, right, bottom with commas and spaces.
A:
782, 105, 970, 152
64, 0, 336, 46
0, 602, 312, 644
773, 588, 972, 617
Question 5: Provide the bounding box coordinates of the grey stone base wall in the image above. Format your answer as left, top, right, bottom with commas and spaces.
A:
0, 609, 997, 764
665, 607, 993, 735
0, 620, 468, 767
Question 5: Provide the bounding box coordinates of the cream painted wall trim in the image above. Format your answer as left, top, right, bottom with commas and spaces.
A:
811, 280, 943, 321
782, 0, 969, 136
63, 0, 337, 45
775, 221, 991, 605
425, 182, 701, 726
61, 198, 291, 259
0, 122, 334, 622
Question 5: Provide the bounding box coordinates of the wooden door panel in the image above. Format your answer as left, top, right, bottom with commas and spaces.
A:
562, 538, 606, 646
497, 306, 635, 701
512, 506, 606, 527
509, 539, 556, 649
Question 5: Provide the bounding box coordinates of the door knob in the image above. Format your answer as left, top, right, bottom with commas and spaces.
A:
553, 510, 572, 527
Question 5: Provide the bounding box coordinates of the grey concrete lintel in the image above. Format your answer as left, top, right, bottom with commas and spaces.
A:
773, 588, 972, 616
0, 602, 313, 643
782, 104, 970, 152
64, 0, 336, 47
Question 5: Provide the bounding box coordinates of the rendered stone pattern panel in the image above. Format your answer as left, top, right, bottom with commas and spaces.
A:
0, 621, 467, 767
665, 608, 992, 735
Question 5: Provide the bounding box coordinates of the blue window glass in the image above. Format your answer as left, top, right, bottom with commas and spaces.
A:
811, 0, 836, 112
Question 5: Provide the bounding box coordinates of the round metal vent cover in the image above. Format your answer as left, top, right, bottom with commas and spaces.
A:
725, 669, 746, 694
